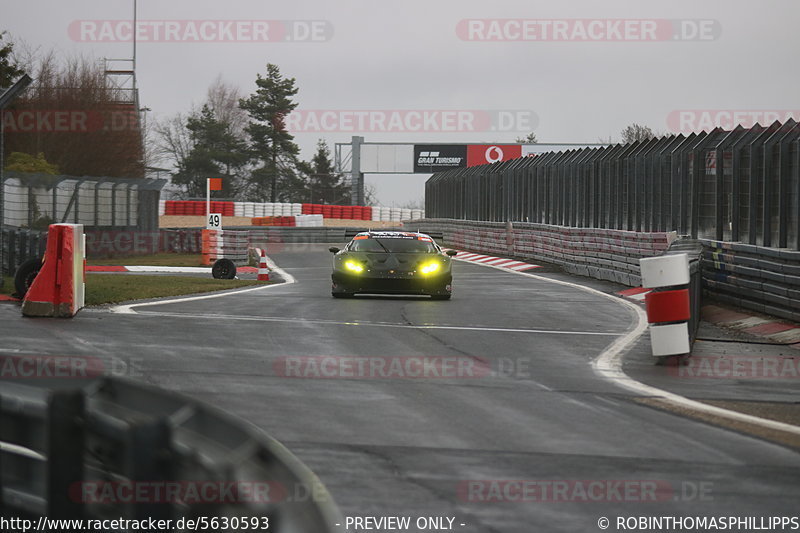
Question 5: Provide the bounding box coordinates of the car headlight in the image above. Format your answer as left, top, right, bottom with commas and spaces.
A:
419, 261, 440, 275
345, 260, 364, 273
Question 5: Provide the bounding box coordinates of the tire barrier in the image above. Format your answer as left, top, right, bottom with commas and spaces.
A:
0, 378, 343, 530
200, 229, 249, 267
21, 224, 85, 318
414, 219, 675, 287
163, 200, 235, 216
13, 257, 42, 298
251, 215, 324, 227
701, 240, 800, 322
159, 200, 424, 221
211, 258, 237, 280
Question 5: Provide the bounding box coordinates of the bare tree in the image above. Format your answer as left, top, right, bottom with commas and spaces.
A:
363, 183, 379, 206
620, 123, 656, 144
153, 112, 194, 171
5, 43, 145, 177
205, 75, 249, 139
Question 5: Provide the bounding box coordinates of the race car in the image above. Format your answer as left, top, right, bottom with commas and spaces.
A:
329, 231, 457, 299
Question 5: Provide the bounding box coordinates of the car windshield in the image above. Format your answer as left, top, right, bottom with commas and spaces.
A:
350, 238, 437, 253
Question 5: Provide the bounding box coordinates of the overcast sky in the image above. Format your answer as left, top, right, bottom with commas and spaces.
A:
5, 0, 799, 206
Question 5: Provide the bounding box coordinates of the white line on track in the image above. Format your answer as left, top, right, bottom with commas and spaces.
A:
132, 310, 622, 335
125, 266, 212, 273
109, 252, 296, 315
452, 254, 800, 437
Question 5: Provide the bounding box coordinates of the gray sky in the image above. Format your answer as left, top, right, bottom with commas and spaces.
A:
5, 0, 799, 205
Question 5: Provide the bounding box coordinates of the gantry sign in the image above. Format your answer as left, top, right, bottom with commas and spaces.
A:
334, 136, 606, 205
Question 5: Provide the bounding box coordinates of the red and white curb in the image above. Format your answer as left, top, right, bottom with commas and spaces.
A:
702, 304, 800, 349
617, 287, 652, 303
86, 265, 258, 274
446, 250, 540, 272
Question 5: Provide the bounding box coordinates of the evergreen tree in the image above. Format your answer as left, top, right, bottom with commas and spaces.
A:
172, 105, 249, 198
0, 31, 23, 88
304, 139, 349, 204
239, 64, 300, 201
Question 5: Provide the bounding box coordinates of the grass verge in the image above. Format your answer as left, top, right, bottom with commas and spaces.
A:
1, 276, 14, 297
87, 253, 204, 267
86, 275, 264, 306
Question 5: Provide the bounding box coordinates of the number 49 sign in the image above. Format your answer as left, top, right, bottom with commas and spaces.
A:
207, 213, 222, 229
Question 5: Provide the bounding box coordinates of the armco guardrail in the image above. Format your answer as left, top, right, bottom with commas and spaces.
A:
0, 378, 342, 530
700, 240, 800, 322
416, 218, 675, 286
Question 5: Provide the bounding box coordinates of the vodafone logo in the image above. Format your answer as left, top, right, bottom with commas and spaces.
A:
485, 145, 504, 163
467, 144, 522, 166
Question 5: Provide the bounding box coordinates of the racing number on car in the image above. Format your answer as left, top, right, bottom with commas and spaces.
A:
207, 213, 222, 229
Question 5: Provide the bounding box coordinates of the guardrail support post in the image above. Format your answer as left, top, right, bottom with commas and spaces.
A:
47, 390, 85, 519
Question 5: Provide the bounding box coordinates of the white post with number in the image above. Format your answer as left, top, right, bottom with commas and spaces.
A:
207, 213, 222, 229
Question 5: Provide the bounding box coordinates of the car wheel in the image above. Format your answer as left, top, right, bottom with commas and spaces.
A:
14, 257, 43, 298
430, 294, 451, 300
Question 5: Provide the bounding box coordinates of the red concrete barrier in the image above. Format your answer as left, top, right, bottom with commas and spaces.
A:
22, 224, 86, 318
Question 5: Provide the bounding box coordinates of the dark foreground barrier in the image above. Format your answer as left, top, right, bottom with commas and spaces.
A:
0, 378, 342, 531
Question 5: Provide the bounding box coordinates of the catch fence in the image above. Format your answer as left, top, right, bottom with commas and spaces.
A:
426, 120, 800, 250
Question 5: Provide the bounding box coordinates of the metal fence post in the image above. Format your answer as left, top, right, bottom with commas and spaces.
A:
125, 418, 173, 521
47, 390, 85, 519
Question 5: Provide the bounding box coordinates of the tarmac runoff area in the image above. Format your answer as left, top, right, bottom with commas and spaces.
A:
1, 244, 798, 531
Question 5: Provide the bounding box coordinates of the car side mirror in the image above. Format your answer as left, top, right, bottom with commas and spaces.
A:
446, 250, 458, 256
329, 247, 340, 253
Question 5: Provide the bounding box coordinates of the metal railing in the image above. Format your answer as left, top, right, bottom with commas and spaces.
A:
1, 227, 46, 279
1, 173, 166, 276
425, 120, 800, 250
0, 377, 342, 531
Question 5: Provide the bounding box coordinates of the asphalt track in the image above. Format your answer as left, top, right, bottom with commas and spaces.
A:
2, 244, 799, 532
